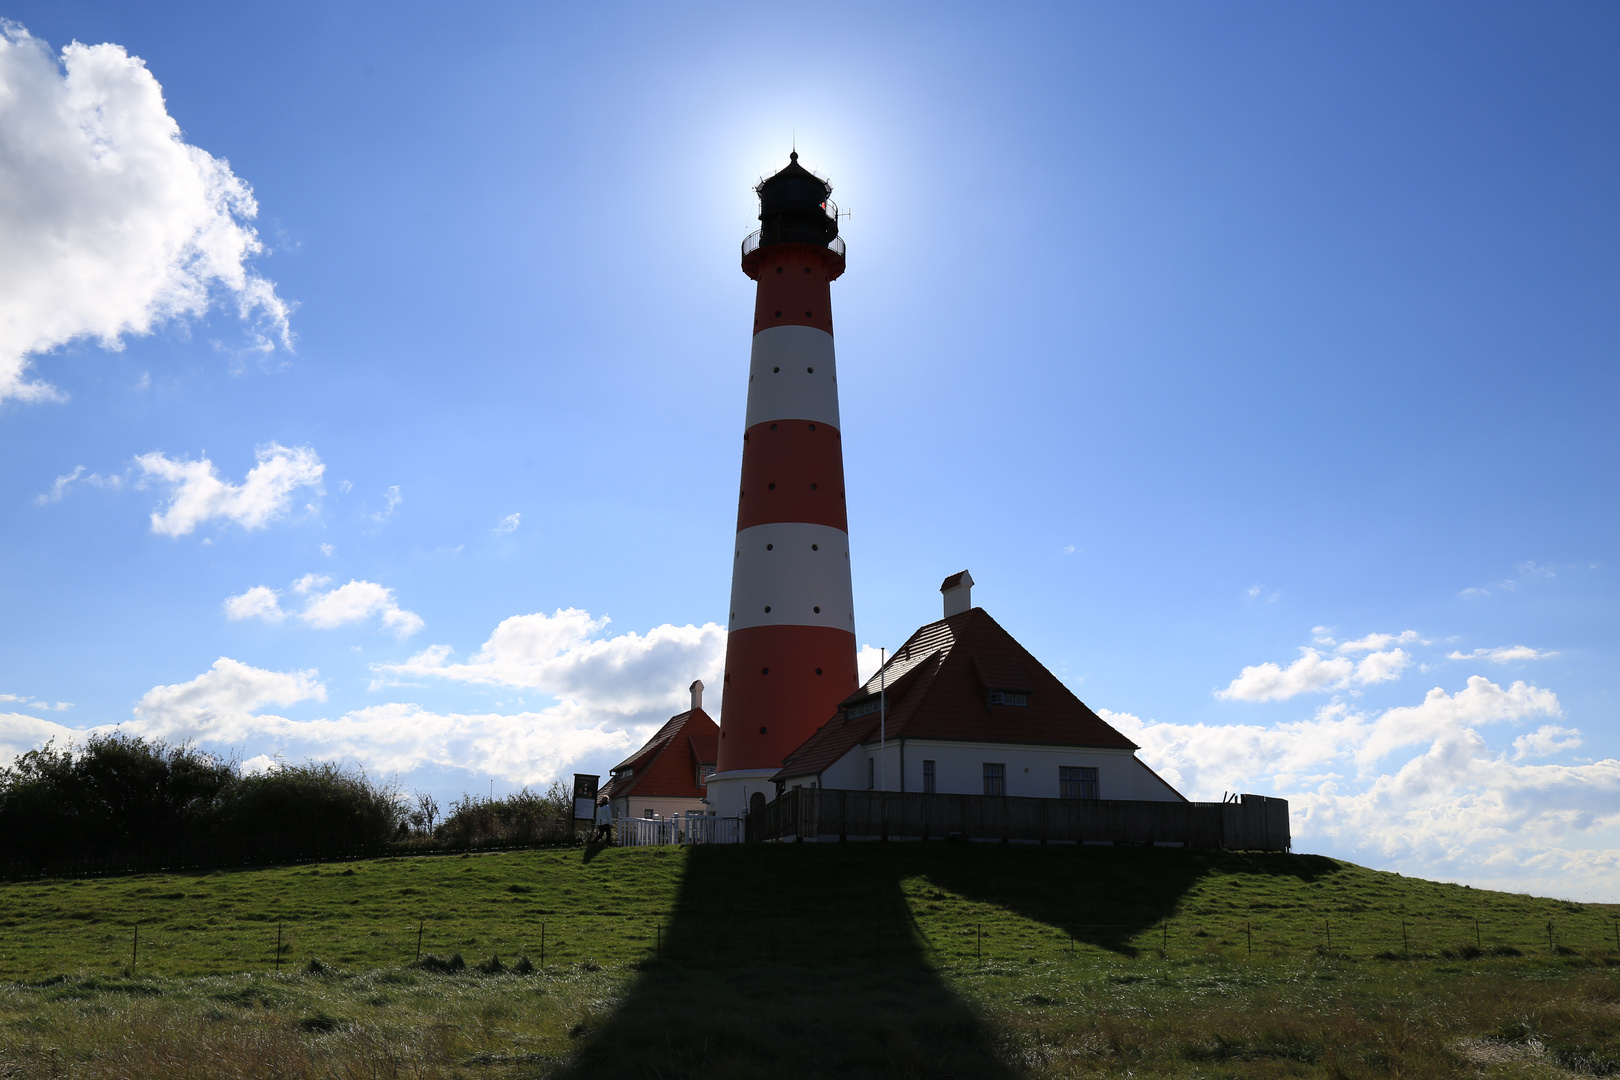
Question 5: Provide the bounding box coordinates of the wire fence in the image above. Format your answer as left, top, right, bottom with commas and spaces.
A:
10, 909, 1617, 981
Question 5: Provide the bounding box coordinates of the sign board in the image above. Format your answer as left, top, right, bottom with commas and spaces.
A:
572, 773, 600, 821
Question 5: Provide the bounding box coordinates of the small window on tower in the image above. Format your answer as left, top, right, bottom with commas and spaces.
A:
922, 759, 936, 794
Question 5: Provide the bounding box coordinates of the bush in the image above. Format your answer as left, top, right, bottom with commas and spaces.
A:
212, 761, 404, 855
0, 735, 233, 858
435, 783, 576, 848
0, 735, 405, 868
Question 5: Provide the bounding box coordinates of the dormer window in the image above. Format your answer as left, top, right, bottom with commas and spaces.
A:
988, 691, 1028, 707
698, 762, 716, 784
846, 697, 883, 719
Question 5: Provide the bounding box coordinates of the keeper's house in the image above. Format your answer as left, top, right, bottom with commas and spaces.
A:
600, 681, 718, 821
773, 572, 1185, 803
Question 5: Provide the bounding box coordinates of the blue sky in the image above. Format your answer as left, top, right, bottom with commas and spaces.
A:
2, 3, 1616, 898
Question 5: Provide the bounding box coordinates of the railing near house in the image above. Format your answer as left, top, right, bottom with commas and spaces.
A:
682, 812, 743, 845
613, 813, 745, 847
617, 817, 680, 847
745, 789, 1290, 851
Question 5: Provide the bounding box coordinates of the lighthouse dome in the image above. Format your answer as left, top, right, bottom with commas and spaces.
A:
755, 151, 839, 248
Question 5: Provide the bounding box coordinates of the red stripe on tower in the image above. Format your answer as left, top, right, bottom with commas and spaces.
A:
706, 152, 856, 819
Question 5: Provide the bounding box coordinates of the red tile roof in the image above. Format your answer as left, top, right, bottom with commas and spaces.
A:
600, 708, 719, 801
775, 607, 1137, 781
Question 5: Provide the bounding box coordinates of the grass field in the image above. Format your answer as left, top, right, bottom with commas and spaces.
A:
1, 843, 1617, 1077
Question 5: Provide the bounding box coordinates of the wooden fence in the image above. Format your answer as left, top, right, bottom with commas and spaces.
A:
745, 789, 1290, 850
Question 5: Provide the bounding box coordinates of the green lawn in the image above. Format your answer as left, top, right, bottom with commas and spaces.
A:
1, 844, 1616, 1078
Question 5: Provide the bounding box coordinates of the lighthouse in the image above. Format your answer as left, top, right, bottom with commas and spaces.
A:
704, 152, 857, 820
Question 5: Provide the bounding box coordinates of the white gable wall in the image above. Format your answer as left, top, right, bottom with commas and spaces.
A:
783, 739, 1183, 802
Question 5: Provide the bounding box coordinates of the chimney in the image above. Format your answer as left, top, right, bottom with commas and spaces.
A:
940, 570, 974, 618
689, 679, 704, 713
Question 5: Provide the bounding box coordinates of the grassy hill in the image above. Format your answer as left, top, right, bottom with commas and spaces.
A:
1, 843, 1616, 1077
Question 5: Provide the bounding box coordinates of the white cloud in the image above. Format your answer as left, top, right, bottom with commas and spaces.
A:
83, 610, 728, 788
136, 442, 323, 536
375, 608, 724, 717
495, 512, 521, 535
32, 465, 123, 504
300, 580, 422, 638
857, 644, 885, 686
1336, 630, 1419, 654
319, 543, 334, 557
0, 694, 70, 712
131, 657, 325, 742
0, 25, 291, 406
1217, 648, 1355, 702
1352, 648, 1411, 685
0, 711, 81, 765
34, 466, 85, 504
239, 753, 279, 776
1448, 645, 1558, 664
1354, 676, 1560, 767
1218, 630, 1420, 702
225, 576, 422, 638
223, 585, 284, 622
233, 702, 637, 787
1513, 725, 1582, 760
291, 573, 331, 594
369, 485, 402, 522
1107, 674, 1620, 900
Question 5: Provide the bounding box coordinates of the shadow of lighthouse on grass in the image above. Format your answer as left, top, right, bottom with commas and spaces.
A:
552, 842, 1221, 1079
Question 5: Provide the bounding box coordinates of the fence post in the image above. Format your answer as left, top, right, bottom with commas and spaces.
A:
276, 922, 282, 973
416, 921, 423, 962
1402, 921, 1409, 957
1246, 921, 1252, 958
541, 921, 545, 967
131, 923, 138, 973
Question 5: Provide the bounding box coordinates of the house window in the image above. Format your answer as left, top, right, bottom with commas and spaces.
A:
988, 691, 1028, 706
847, 697, 882, 719
643, 808, 656, 818
983, 763, 1005, 796
1060, 766, 1099, 800
922, 759, 936, 794
867, 757, 875, 789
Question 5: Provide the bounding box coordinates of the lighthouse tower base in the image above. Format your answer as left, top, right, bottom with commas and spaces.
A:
704, 769, 780, 820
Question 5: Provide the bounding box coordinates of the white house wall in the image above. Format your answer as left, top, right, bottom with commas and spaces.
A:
610, 794, 709, 821
787, 740, 1183, 802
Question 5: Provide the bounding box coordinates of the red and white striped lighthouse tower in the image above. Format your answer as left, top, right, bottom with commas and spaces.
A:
705, 152, 856, 819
